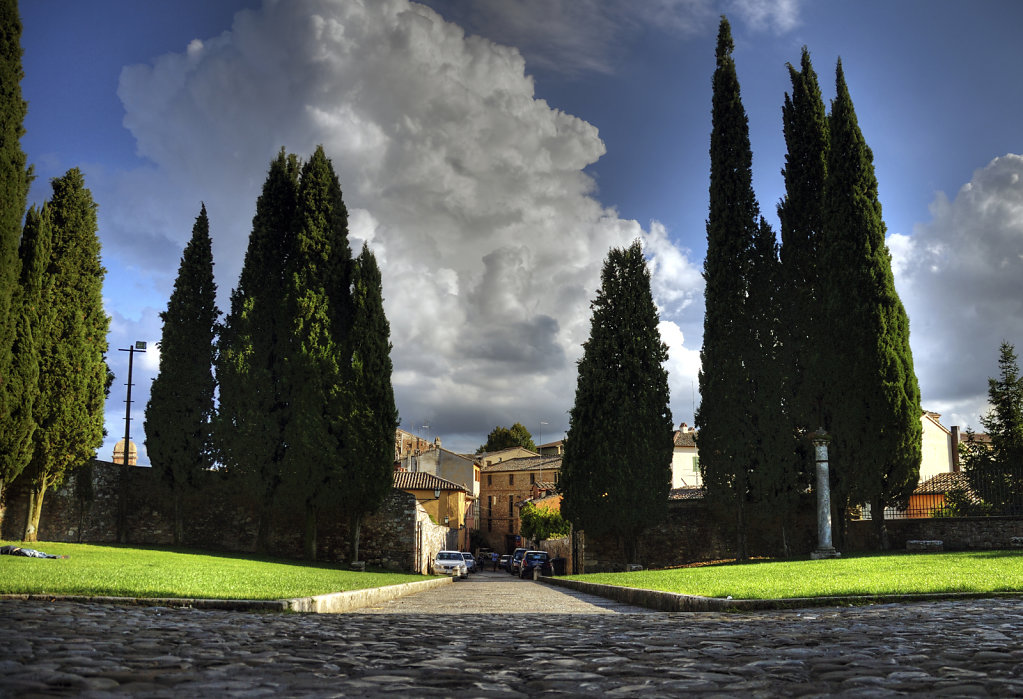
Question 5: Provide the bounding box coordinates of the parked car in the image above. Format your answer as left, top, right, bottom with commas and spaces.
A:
519, 550, 553, 578
461, 551, 478, 573
434, 550, 468, 578
498, 554, 511, 571
509, 547, 528, 575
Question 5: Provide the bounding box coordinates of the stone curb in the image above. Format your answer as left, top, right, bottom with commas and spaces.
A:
540, 575, 1023, 612
0, 576, 451, 613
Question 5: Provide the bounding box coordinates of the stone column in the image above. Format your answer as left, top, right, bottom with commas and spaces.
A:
810, 429, 840, 559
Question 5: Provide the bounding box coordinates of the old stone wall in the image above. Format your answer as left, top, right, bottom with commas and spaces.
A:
1, 460, 441, 573
846, 515, 1023, 551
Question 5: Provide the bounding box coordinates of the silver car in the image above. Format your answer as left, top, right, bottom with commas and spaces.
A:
434, 550, 468, 578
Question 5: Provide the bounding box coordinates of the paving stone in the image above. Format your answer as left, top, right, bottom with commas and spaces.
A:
1, 571, 1022, 696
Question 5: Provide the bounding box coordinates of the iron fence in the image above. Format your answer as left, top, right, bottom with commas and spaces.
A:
865, 464, 1023, 520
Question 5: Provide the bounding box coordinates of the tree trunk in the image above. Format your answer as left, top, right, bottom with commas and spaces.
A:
780, 522, 790, 558
349, 512, 362, 564
303, 501, 317, 560
23, 481, 47, 542
172, 488, 183, 546
871, 496, 889, 551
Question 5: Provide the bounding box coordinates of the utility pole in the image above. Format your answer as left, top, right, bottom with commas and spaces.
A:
116, 341, 146, 544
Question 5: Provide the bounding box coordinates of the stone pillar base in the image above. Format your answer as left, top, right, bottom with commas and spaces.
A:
810, 548, 841, 560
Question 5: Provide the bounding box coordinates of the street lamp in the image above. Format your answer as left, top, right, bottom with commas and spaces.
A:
116, 341, 146, 544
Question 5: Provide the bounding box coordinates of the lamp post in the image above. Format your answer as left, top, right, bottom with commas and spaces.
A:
810, 428, 840, 559
116, 341, 146, 544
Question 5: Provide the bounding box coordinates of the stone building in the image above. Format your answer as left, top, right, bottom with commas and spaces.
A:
477, 455, 561, 554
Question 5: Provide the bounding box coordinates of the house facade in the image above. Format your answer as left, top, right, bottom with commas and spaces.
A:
671, 423, 700, 488
392, 470, 470, 550
477, 455, 561, 554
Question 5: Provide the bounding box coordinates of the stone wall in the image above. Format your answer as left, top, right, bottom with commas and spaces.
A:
846, 515, 1023, 551
1, 460, 449, 573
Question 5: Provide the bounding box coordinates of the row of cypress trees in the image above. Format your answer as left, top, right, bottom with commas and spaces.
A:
0, 0, 111, 540
145, 147, 398, 562
698, 18, 921, 554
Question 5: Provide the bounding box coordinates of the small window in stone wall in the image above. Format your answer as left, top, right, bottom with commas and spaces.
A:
509, 474, 514, 485
488, 474, 492, 486
530, 473, 535, 484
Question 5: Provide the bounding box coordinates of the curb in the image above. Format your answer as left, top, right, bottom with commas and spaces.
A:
540, 576, 1023, 612
0, 576, 451, 614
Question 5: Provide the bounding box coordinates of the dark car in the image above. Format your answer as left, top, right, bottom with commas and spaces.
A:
498, 554, 511, 571
519, 550, 553, 578
509, 547, 527, 575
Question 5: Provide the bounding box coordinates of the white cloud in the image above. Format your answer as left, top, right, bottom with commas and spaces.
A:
727, 0, 802, 34
105, 0, 703, 454
891, 153, 1023, 432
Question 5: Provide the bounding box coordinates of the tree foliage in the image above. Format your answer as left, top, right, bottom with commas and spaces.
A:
561, 240, 673, 563
216, 150, 300, 552
819, 62, 921, 547
696, 17, 762, 557
959, 342, 1023, 514
144, 204, 220, 544
19, 169, 109, 541
0, 0, 31, 516
519, 501, 570, 544
478, 422, 536, 453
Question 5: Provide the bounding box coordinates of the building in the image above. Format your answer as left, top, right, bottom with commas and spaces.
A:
112, 439, 138, 466
392, 470, 470, 550
671, 423, 700, 488
477, 455, 561, 553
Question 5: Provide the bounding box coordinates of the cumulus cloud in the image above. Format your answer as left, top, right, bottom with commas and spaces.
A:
890, 153, 1023, 432
103, 0, 702, 455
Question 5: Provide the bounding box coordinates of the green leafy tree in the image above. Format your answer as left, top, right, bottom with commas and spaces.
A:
0, 206, 46, 517
519, 501, 571, 544
695, 17, 760, 557
478, 423, 537, 453
144, 204, 220, 545
0, 0, 32, 522
561, 240, 673, 564
337, 243, 399, 562
279, 145, 354, 560
960, 342, 1023, 514
216, 150, 300, 552
19, 169, 109, 541
820, 62, 921, 548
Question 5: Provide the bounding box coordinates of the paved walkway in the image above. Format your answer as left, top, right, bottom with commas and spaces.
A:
1, 569, 1022, 696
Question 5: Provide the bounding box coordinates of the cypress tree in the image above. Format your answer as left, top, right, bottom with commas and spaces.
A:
144, 204, 219, 545
19, 169, 109, 541
338, 243, 399, 562
778, 47, 828, 430
216, 149, 300, 553
695, 17, 761, 557
0, 0, 31, 521
561, 240, 673, 565
279, 145, 353, 560
820, 62, 921, 548
0, 206, 46, 516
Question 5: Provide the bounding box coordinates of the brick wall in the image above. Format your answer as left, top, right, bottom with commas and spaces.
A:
1, 460, 450, 573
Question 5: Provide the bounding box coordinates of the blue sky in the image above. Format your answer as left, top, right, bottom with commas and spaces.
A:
18, 0, 1023, 459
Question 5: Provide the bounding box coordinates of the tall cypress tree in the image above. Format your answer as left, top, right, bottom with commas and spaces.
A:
145, 204, 219, 545
778, 47, 828, 431
820, 62, 921, 548
695, 17, 761, 557
0, 0, 32, 522
279, 145, 353, 560
19, 169, 109, 541
338, 243, 399, 562
561, 240, 673, 564
0, 206, 46, 518
216, 149, 300, 553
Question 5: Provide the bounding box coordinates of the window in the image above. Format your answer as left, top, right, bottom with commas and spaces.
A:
487, 518, 492, 532
509, 474, 514, 486
487, 474, 492, 486
508, 495, 514, 515
508, 517, 513, 532
475, 470, 480, 482
530, 473, 535, 484
693, 457, 699, 473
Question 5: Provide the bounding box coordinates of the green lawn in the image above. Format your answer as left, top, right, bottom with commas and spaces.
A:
565, 550, 1023, 600
0, 541, 428, 600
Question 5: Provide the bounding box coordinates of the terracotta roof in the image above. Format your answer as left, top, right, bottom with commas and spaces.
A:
669, 486, 705, 501
393, 471, 466, 493
481, 456, 562, 473
674, 430, 697, 448
913, 472, 982, 505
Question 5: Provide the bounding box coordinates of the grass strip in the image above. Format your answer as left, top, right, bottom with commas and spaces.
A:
565, 550, 1023, 600
0, 541, 428, 600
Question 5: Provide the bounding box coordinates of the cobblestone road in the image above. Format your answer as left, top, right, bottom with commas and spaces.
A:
2, 570, 1022, 696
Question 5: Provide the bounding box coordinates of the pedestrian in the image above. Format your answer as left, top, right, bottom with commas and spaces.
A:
491, 551, 498, 571
0, 545, 67, 559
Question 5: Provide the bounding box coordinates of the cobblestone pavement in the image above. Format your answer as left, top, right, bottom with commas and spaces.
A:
2, 570, 1023, 696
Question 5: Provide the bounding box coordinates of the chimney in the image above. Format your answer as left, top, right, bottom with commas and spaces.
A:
951, 426, 961, 472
